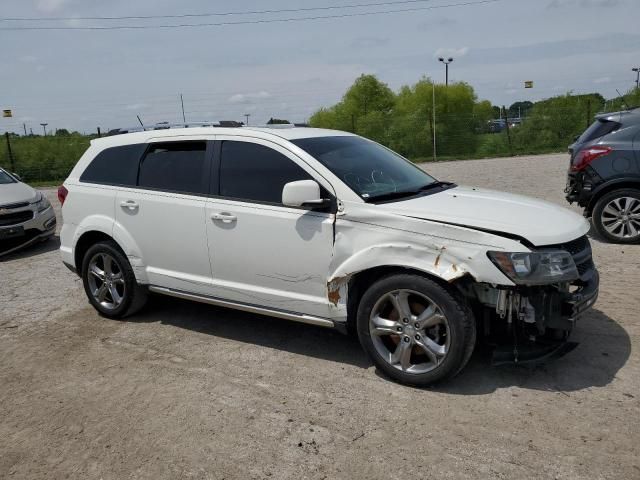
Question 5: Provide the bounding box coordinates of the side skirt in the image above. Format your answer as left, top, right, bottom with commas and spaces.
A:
148, 285, 338, 329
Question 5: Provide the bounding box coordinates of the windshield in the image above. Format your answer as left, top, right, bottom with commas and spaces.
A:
0, 169, 16, 185
291, 136, 438, 201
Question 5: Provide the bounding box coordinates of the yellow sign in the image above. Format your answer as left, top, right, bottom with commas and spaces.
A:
2, 109, 12, 117
524, 81, 534, 89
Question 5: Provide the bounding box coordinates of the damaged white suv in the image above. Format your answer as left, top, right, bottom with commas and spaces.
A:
59, 125, 599, 386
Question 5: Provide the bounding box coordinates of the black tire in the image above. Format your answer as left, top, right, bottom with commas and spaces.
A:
81, 240, 148, 319
592, 188, 640, 244
357, 273, 476, 387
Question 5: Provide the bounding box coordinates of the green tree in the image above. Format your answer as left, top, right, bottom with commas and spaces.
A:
508, 101, 533, 118
309, 74, 395, 143
511, 93, 605, 153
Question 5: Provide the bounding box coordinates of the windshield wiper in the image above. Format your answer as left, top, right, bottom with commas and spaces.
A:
366, 181, 453, 203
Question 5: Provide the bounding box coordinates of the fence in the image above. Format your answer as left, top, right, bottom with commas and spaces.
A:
0, 104, 629, 184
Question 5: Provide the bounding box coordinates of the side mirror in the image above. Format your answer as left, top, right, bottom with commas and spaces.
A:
282, 180, 330, 209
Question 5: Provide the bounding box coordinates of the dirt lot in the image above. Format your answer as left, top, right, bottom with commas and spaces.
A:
1, 153, 638, 480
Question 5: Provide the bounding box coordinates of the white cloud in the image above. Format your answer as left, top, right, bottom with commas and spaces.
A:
35, 0, 72, 13
228, 91, 272, 104
434, 47, 469, 60
593, 76, 611, 84
125, 103, 148, 111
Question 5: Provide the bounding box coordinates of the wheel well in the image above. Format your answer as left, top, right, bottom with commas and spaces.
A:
345, 265, 457, 335
74, 231, 116, 272
587, 181, 640, 216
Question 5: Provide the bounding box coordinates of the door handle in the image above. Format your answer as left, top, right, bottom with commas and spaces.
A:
210, 212, 237, 223
120, 200, 139, 211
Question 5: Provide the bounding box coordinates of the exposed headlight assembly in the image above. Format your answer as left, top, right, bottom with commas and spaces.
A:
487, 250, 579, 285
31, 191, 51, 213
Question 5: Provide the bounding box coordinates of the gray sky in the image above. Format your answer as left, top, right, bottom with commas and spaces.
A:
1, 0, 639, 134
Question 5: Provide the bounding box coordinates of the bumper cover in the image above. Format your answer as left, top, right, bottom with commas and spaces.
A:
0, 206, 56, 257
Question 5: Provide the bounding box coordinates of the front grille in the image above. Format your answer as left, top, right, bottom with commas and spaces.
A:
541, 235, 594, 281
576, 258, 595, 276
0, 210, 33, 226
0, 201, 29, 209
553, 235, 590, 256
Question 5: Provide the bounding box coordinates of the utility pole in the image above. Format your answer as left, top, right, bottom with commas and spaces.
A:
432, 82, 437, 162
40, 123, 48, 136
5, 132, 15, 171
633, 67, 640, 89
244, 114, 250, 126
97, 127, 101, 137
23, 123, 27, 136
503, 106, 513, 156
438, 57, 454, 86
180, 93, 186, 123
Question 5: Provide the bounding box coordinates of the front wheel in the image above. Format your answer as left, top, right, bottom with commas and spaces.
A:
357, 274, 476, 387
592, 188, 640, 244
81, 240, 147, 318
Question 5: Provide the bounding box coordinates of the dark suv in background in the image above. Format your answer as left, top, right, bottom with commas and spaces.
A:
566, 107, 640, 243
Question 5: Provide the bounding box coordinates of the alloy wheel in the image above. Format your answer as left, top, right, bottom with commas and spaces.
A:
369, 289, 450, 374
87, 252, 126, 311
600, 196, 640, 240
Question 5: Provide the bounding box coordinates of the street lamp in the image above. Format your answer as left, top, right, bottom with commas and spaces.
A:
633, 67, 640, 90
438, 57, 454, 86
244, 113, 250, 126
40, 123, 48, 136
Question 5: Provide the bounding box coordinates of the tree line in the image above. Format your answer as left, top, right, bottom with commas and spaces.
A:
308, 74, 640, 160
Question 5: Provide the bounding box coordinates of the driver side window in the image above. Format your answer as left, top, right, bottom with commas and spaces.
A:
218, 141, 315, 205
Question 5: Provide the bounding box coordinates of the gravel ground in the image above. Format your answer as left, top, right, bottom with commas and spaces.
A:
1, 153, 638, 480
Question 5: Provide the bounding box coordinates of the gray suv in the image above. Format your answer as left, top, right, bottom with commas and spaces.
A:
565, 107, 640, 243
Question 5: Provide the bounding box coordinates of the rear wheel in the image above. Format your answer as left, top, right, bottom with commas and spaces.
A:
592, 188, 640, 244
357, 274, 476, 386
81, 240, 147, 318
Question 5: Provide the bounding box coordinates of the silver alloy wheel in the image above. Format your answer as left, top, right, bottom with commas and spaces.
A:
601, 196, 640, 239
87, 253, 126, 311
369, 289, 451, 374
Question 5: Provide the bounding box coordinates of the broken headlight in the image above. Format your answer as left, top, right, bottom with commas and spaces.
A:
487, 250, 579, 285
31, 191, 51, 213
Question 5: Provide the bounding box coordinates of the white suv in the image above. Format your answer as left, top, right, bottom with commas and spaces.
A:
59, 124, 599, 386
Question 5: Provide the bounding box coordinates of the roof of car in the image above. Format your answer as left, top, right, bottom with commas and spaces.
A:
91, 125, 356, 149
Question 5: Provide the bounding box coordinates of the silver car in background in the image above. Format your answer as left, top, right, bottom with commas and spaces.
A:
0, 168, 56, 257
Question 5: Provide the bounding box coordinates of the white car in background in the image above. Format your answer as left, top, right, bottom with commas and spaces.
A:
0, 167, 56, 257
58, 124, 599, 386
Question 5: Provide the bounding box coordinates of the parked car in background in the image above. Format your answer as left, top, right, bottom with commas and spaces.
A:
59, 124, 598, 386
0, 167, 56, 257
566, 107, 640, 243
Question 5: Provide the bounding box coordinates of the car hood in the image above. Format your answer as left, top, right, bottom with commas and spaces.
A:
0, 182, 37, 207
376, 185, 589, 246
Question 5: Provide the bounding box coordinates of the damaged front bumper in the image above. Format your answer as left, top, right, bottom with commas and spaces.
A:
476, 268, 599, 365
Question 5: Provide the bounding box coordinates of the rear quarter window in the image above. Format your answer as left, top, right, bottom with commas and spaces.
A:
578, 119, 621, 143
80, 144, 145, 186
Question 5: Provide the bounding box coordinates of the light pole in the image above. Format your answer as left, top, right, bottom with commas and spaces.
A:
244, 114, 250, 126
633, 67, 640, 89
438, 57, 453, 86
40, 123, 48, 136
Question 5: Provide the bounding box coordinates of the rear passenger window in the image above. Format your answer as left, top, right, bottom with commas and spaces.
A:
80, 144, 145, 186
578, 119, 621, 143
138, 141, 208, 195
219, 141, 313, 204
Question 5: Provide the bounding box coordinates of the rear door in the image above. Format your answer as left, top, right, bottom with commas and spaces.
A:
114, 138, 215, 295
205, 137, 336, 318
